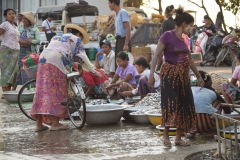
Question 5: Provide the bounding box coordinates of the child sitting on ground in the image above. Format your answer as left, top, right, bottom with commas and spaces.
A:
103, 51, 138, 99
120, 57, 160, 99
77, 64, 108, 99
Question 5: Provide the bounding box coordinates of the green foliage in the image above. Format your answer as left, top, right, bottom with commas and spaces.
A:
219, 0, 240, 15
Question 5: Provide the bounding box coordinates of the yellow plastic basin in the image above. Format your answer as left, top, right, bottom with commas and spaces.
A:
145, 111, 162, 126
218, 113, 240, 128
156, 125, 178, 136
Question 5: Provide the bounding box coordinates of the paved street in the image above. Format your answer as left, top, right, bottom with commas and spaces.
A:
0, 66, 231, 160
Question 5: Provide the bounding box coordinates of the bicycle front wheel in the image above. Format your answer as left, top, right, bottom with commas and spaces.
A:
18, 79, 36, 121
68, 98, 86, 129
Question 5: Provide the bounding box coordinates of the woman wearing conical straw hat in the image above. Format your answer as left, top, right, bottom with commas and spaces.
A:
15, 12, 40, 87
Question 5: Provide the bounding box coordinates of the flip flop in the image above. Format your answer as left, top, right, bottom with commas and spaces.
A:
35, 126, 49, 132
174, 140, 190, 146
160, 136, 172, 147
49, 125, 68, 131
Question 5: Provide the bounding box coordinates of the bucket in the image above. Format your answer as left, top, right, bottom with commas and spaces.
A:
96, 48, 103, 61
88, 47, 97, 61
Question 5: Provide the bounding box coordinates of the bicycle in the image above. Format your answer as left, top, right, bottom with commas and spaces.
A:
17, 65, 87, 129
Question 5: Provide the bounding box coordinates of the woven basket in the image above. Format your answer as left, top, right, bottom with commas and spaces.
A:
131, 46, 151, 63
211, 73, 229, 95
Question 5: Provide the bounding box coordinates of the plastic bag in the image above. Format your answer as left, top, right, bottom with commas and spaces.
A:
21, 51, 39, 68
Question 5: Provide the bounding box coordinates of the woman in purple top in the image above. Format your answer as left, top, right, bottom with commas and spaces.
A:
104, 51, 137, 99
148, 6, 204, 147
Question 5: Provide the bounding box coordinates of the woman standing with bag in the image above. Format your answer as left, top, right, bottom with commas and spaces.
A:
16, 12, 40, 86
0, 9, 20, 97
148, 6, 204, 147
42, 13, 56, 42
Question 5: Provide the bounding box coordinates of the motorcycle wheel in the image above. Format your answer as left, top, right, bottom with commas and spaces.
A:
214, 49, 226, 67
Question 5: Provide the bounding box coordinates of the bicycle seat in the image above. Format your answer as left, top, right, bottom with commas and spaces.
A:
67, 72, 79, 79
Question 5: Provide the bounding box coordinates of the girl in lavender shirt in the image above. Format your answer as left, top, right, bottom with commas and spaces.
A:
148, 6, 204, 147
104, 51, 137, 99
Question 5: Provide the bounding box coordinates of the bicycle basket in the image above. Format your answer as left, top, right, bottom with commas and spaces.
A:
24, 65, 38, 79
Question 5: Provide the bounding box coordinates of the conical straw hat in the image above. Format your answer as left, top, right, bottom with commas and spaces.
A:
19, 12, 36, 24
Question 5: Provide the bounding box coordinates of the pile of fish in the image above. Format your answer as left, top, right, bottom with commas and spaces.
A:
88, 99, 108, 105
131, 93, 162, 115
135, 93, 161, 109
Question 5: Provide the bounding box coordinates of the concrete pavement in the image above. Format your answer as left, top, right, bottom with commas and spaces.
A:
0, 66, 232, 160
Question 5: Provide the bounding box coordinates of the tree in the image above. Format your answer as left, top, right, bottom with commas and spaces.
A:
187, 0, 238, 32
219, 0, 240, 15
187, 0, 210, 18
143, 0, 163, 14
216, 0, 240, 30
215, 0, 227, 32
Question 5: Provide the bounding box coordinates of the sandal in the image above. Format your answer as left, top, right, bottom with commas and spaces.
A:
35, 125, 49, 132
49, 125, 68, 131
174, 140, 190, 146
160, 136, 172, 147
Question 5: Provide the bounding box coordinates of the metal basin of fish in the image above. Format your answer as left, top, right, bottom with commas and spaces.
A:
2, 90, 35, 102
85, 104, 126, 125
123, 106, 152, 121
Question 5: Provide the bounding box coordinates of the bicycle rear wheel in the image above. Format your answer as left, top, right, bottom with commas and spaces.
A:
18, 79, 36, 121
68, 98, 86, 129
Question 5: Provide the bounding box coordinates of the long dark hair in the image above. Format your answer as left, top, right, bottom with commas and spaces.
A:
199, 70, 211, 84
3, 8, 16, 17
3, 8, 16, 22
174, 6, 194, 26
134, 57, 150, 69
165, 5, 174, 17
116, 51, 129, 61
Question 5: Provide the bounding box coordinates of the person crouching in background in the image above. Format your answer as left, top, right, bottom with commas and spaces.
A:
77, 64, 108, 99
95, 39, 115, 78
120, 57, 160, 99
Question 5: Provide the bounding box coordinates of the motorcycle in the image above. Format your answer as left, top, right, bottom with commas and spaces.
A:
200, 29, 227, 66
194, 26, 213, 62
214, 27, 240, 68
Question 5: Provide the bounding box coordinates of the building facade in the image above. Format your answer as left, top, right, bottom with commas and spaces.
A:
0, 0, 58, 23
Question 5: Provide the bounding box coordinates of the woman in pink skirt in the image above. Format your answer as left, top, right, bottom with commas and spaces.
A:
31, 24, 102, 132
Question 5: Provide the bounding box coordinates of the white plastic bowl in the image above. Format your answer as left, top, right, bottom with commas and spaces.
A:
2, 90, 35, 102
130, 112, 151, 124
